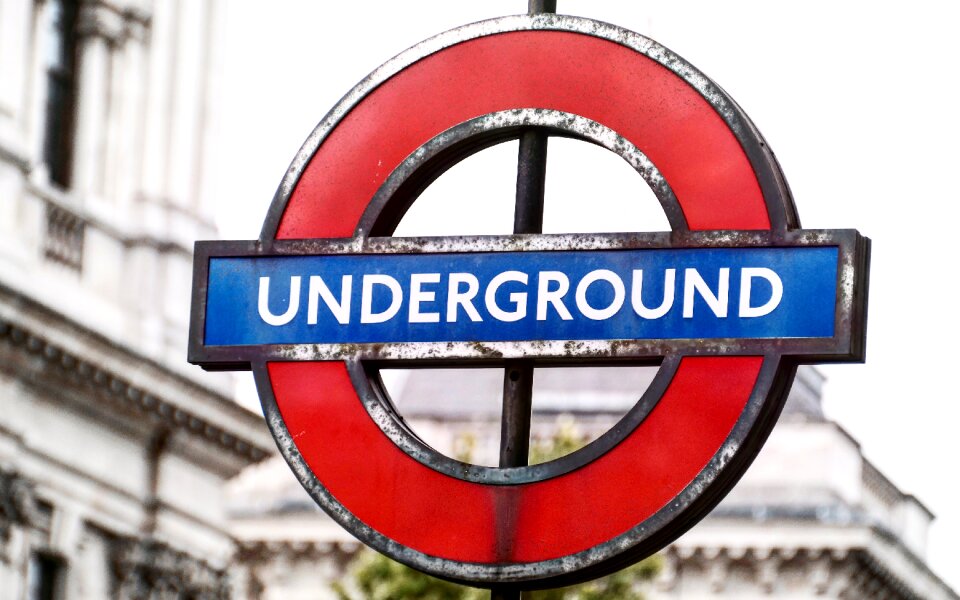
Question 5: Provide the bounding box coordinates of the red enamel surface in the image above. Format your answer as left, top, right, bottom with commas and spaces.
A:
266, 28, 774, 566
270, 357, 761, 563
275, 30, 769, 239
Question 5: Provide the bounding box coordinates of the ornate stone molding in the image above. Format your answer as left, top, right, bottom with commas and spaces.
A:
75, 1, 152, 46
28, 180, 196, 257
234, 539, 360, 599
77, 2, 126, 43
120, 6, 150, 44
112, 537, 229, 600
0, 317, 268, 463
235, 539, 360, 565
0, 469, 35, 560
659, 543, 949, 600
43, 202, 85, 271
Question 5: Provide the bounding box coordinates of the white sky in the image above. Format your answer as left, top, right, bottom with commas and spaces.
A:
213, 0, 960, 587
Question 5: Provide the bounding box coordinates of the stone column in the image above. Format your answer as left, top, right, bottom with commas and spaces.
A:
138, 0, 174, 237
193, 0, 225, 240
0, 470, 36, 600
72, 2, 123, 201
165, 0, 211, 249
108, 14, 149, 218
0, 0, 35, 257
0, 0, 33, 145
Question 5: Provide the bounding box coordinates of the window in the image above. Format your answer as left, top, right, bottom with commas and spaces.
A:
27, 553, 65, 600
42, 0, 79, 189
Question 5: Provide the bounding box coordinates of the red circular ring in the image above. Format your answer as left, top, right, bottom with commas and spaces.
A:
256, 17, 789, 586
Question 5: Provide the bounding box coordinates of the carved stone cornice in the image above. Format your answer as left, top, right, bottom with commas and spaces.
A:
121, 6, 150, 44
75, 1, 152, 44
77, 2, 126, 43
660, 543, 951, 600
0, 316, 269, 464
235, 539, 360, 565
0, 469, 35, 559
112, 537, 229, 600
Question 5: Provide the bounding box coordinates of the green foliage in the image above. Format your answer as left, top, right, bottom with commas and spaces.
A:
333, 417, 660, 599
523, 556, 661, 600
529, 416, 586, 465
332, 551, 486, 600
334, 550, 659, 600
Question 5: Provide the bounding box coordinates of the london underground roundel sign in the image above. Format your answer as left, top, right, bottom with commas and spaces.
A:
189, 16, 869, 588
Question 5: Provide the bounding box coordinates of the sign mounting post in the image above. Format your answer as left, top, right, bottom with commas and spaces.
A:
496, 2, 557, 597
189, 10, 869, 593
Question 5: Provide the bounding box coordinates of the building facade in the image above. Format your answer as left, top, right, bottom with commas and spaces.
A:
0, 0, 272, 598
651, 368, 955, 599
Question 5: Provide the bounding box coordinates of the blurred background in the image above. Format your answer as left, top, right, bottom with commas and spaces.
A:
0, 0, 956, 598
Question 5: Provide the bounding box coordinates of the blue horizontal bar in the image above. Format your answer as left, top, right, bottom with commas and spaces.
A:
203, 247, 838, 347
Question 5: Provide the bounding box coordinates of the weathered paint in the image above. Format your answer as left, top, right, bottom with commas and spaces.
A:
187, 14, 869, 589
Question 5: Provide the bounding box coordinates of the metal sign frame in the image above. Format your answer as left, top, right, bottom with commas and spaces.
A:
188, 14, 869, 589
190, 229, 866, 368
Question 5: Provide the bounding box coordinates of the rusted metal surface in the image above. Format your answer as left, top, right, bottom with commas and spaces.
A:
253, 356, 786, 587
498, 18, 552, 512
349, 356, 680, 485
498, 360, 535, 469
356, 109, 686, 237
256, 14, 797, 241
187, 11, 870, 591
189, 229, 867, 368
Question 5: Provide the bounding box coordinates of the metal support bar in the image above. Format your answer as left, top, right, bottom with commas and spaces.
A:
493, 5, 556, 600
499, 360, 535, 467
491, 587, 524, 600
492, 133, 547, 600
498, 128, 549, 469
528, 0, 557, 14
513, 130, 548, 234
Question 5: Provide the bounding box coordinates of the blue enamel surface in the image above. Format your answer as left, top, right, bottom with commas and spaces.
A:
203, 247, 838, 347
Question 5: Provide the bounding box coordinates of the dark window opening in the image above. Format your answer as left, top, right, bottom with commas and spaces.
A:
28, 553, 65, 600
42, 0, 80, 189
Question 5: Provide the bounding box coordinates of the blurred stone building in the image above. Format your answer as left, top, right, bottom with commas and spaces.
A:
0, 1, 956, 599
0, 0, 272, 597
228, 367, 959, 599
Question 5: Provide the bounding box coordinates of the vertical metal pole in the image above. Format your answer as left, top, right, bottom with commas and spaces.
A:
498, 131, 548, 469
492, 4, 556, 600
528, 0, 557, 13
491, 588, 524, 600
499, 360, 535, 468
